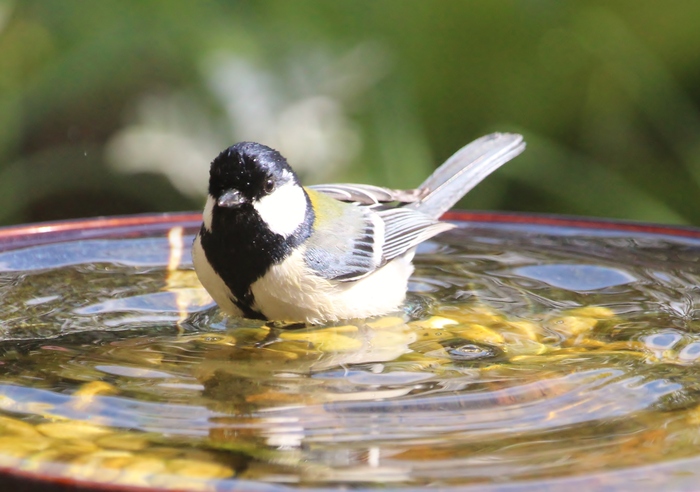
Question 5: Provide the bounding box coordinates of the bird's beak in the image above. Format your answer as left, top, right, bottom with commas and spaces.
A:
217, 189, 247, 208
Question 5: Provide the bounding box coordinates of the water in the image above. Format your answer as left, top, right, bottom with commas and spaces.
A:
1, 220, 700, 490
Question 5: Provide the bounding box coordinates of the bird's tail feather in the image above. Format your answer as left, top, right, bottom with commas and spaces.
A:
409, 133, 525, 218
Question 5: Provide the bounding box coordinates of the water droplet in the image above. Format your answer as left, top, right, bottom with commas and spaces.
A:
446, 343, 498, 361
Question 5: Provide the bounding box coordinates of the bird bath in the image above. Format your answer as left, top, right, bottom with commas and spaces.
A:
1, 211, 700, 491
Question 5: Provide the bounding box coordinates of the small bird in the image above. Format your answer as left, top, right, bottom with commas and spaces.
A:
193, 133, 525, 324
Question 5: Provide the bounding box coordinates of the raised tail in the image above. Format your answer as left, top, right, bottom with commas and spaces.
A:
408, 133, 525, 218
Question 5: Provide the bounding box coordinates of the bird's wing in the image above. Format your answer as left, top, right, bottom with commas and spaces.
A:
304, 205, 453, 282
378, 208, 455, 262
304, 188, 454, 282
303, 133, 525, 282
304, 190, 384, 282
308, 183, 424, 206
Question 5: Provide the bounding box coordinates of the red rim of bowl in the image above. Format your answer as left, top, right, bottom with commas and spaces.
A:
0, 210, 700, 247
1, 210, 700, 492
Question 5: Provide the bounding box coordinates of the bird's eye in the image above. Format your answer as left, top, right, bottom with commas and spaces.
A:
263, 178, 275, 194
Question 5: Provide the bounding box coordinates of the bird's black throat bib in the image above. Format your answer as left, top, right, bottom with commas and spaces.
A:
199, 203, 313, 319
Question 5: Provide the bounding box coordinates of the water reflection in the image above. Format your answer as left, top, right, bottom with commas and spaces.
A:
512, 264, 636, 291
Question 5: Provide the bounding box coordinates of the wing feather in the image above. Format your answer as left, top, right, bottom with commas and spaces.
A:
379, 208, 454, 261
304, 202, 382, 282
308, 183, 423, 205
305, 205, 453, 282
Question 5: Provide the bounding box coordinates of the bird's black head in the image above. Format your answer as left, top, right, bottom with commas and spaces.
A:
208, 142, 300, 209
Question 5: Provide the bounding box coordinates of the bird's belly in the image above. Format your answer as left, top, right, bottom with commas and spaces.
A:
250, 248, 415, 324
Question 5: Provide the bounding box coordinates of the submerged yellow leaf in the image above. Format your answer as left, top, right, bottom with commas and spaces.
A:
504, 320, 543, 340
366, 316, 408, 330
408, 316, 458, 329
547, 316, 598, 336
565, 306, 615, 319
74, 381, 119, 398
437, 305, 503, 326
450, 323, 505, 345
0, 415, 42, 438
279, 330, 362, 352
36, 422, 113, 440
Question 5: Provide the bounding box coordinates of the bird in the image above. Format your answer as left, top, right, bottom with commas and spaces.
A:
192, 133, 525, 324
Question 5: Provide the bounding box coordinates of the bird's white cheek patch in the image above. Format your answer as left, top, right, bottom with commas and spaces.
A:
253, 182, 307, 237
203, 195, 215, 232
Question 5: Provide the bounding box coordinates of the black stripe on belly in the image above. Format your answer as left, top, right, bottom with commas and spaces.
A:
231, 290, 266, 320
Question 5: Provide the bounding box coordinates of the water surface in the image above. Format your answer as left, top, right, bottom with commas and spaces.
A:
1, 221, 700, 490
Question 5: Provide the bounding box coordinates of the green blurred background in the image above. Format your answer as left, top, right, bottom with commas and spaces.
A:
2, 0, 700, 226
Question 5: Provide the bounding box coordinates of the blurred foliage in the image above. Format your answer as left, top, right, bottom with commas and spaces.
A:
1, 0, 700, 226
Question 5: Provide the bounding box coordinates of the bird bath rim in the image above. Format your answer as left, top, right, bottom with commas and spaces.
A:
2, 211, 700, 249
